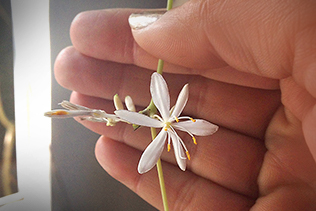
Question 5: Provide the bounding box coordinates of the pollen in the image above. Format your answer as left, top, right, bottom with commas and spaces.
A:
190, 118, 196, 122
186, 151, 191, 160
167, 143, 171, 152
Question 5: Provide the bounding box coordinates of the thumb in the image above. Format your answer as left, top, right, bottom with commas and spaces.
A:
129, 0, 315, 79
130, 1, 226, 70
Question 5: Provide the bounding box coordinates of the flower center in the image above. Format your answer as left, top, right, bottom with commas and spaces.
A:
164, 121, 171, 131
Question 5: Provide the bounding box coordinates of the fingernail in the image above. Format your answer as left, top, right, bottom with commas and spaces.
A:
128, 9, 166, 30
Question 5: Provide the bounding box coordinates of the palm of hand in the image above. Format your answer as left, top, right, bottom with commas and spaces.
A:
54, 8, 316, 210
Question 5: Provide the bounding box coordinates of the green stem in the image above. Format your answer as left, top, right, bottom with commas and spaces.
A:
157, 59, 164, 75
154, 1, 173, 210
151, 127, 169, 211
166, 0, 173, 11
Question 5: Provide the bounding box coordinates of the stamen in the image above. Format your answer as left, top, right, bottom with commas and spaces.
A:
153, 114, 164, 122
167, 134, 171, 152
192, 136, 197, 145
173, 124, 196, 144
175, 116, 179, 122
169, 126, 190, 160
164, 127, 168, 131
186, 151, 191, 160
177, 116, 196, 122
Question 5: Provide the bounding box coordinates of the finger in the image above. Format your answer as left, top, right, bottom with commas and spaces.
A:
131, 0, 316, 80
281, 77, 316, 162
256, 107, 316, 210
70, 9, 161, 71
69, 8, 279, 89
54, 46, 152, 102
95, 136, 256, 210
68, 92, 266, 198
303, 106, 316, 162
55, 49, 281, 138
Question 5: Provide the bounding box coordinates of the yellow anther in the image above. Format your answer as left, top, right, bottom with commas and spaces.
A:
167, 144, 171, 152
164, 128, 168, 131
192, 136, 197, 145
190, 118, 196, 122
175, 116, 179, 122
186, 151, 191, 160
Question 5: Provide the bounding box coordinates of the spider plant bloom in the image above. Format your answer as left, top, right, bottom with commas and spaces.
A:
115, 73, 219, 174
44, 100, 122, 126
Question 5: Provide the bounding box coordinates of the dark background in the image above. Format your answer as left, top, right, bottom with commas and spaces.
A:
50, 0, 166, 210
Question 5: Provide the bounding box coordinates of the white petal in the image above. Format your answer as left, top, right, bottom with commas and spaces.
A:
114, 110, 163, 128
169, 132, 186, 171
171, 84, 189, 118
173, 119, 219, 136
60, 101, 90, 110
44, 109, 93, 118
138, 131, 167, 174
151, 72, 170, 120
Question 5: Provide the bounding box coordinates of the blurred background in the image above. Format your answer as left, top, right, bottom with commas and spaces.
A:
49, 0, 166, 210
0, 0, 17, 199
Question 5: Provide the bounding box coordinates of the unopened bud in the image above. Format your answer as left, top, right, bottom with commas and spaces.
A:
125, 96, 136, 112
113, 94, 124, 110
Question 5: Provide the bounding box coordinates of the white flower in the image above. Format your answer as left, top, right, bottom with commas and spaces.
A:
115, 73, 219, 174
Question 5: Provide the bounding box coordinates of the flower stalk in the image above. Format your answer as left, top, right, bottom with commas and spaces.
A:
154, 58, 168, 211
151, 128, 169, 211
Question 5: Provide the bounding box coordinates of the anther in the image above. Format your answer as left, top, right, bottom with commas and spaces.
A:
175, 116, 179, 122
186, 151, 191, 160
167, 144, 171, 152
190, 118, 196, 122
192, 136, 197, 145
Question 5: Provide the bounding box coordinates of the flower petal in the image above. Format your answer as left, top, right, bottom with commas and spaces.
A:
138, 131, 167, 174
173, 119, 219, 136
169, 132, 186, 171
44, 109, 93, 118
114, 110, 163, 128
171, 84, 189, 118
60, 101, 90, 110
151, 72, 170, 120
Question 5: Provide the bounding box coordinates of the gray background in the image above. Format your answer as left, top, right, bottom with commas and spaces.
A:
50, 0, 165, 210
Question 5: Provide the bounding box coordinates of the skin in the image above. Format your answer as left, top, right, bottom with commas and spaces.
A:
54, 0, 316, 210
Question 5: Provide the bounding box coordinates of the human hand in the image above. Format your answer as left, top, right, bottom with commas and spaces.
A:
54, 1, 316, 210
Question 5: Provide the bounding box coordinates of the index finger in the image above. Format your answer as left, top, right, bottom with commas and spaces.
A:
70, 9, 166, 71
